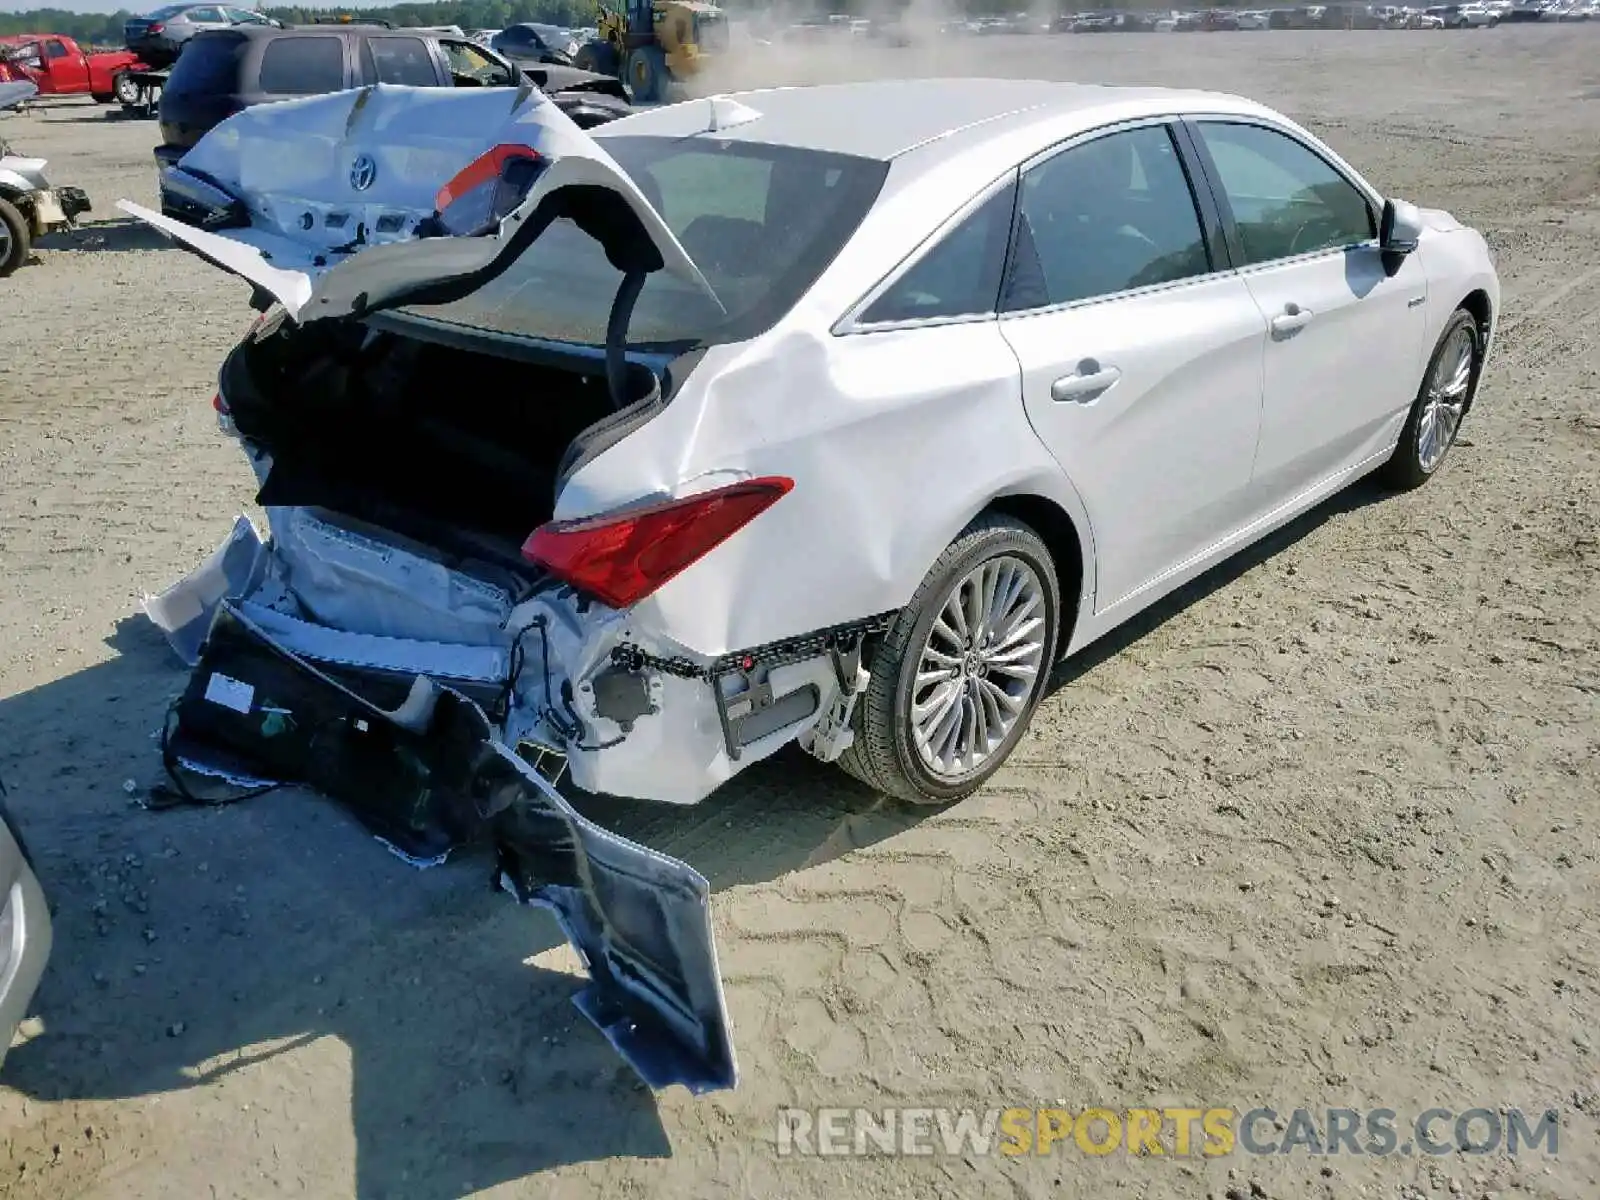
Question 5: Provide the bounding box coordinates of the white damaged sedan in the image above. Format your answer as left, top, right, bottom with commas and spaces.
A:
130, 77, 1499, 816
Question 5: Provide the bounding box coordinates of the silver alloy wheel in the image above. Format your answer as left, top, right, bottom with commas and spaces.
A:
0, 220, 10, 265
911, 554, 1048, 779
1417, 323, 1476, 472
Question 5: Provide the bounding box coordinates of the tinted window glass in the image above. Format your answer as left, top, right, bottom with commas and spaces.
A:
258, 35, 344, 94
44, 39, 68, 58
160, 31, 245, 97
1196, 121, 1375, 265
186, 7, 226, 22
442, 39, 513, 84
365, 36, 436, 85
402, 137, 888, 348
861, 181, 1015, 324
1003, 124, 1209, 311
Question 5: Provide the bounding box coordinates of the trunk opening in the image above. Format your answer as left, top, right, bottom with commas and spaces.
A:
222, 316, 665, 567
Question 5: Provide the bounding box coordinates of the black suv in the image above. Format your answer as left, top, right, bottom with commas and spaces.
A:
153, 24, 631, 171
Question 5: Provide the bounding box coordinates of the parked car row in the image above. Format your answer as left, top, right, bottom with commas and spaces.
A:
919, 0, 1593, 30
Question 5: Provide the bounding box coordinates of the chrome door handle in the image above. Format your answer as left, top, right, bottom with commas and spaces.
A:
1050, 359, 1122, 403
1269, 303, 1314, 337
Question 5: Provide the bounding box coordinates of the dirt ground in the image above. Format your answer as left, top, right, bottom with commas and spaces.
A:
1, 25, 1597, 1200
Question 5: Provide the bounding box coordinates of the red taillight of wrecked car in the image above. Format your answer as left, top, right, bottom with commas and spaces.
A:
432, 143, 545, 237
522, 478, 794, 610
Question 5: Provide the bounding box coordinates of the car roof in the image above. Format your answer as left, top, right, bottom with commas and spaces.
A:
597, 78, 1274, 162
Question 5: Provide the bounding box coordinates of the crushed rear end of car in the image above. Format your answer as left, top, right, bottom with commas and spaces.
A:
123, 82, 759, 1093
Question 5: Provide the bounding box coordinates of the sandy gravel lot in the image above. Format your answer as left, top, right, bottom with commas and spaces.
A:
1, 26, 1597, 1200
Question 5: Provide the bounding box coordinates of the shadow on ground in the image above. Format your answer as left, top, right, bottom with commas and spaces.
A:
0, 474, 1392, 1198
35, 218, 175, 256
44, 108, 151, 124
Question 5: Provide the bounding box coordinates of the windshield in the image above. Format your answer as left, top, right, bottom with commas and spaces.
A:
401, 136, 889, 350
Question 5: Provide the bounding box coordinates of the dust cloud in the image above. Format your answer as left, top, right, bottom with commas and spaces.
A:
684, 1, 1053, 96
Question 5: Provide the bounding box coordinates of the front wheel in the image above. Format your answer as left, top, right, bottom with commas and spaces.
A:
626, 45, 668, 103
1380, 307, 1482, 489
573, 39, 619, 77
838, 515, 1061, 805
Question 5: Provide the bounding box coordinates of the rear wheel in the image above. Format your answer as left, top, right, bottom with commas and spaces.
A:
0, 196, 30, 278
626, 44, 668, 103
113, 71, 141, 107
574, 39, 620, 77
838, 515, 1060, 805
1380, 307, 1481, 489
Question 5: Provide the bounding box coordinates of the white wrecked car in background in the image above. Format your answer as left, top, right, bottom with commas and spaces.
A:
123, 78, 1498, 1084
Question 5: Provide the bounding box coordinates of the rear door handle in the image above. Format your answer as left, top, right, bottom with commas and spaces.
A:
1269, 303, 1314, 337
1050, 359, 1122, 403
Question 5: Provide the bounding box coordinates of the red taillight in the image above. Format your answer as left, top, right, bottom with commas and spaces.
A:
432, 143, 545, 237
148, 21, 164, 32
522, 477, 793, 610
211, 392, 227, 414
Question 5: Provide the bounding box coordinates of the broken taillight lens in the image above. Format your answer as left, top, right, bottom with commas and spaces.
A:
432, 143, 546, 238
522, 478, 794, 610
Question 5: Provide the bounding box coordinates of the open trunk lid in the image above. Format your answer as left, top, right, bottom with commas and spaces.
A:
117, 82, 718, 323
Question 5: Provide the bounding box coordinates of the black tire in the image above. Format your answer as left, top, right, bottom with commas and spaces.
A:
0, 196, 30, 278
838, 514, 1062, 805
1380, 307, 1483, 490
626, 44, 668, 103
574, 39, 620, 77
91, 91, 115, 104
113, 71, 141, 107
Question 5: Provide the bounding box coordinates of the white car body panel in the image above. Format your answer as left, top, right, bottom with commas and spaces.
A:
1000, 273, 1269, 614
137, 79, 1499, 808
119, 83, 717, 319
1236, 238, 1430, 507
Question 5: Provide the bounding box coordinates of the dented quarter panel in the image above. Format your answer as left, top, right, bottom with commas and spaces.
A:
556, 318, 1095, 660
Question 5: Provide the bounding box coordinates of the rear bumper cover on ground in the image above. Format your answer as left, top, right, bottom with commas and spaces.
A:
159, 601, 737, 1092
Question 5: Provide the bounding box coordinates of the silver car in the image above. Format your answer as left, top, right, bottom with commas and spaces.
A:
0, 794, 50, 1072
123, 3, 277, 69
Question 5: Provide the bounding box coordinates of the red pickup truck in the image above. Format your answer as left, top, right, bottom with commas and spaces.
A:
0, 34, 148, 104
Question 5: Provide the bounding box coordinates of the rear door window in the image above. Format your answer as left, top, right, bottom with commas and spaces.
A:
257, 35, 345, 95
363, 36, 439, 86
860, 180, 1017, 324
160, 30, 245, 97
1002, 124, 1211, 310
186, 7, 227, 23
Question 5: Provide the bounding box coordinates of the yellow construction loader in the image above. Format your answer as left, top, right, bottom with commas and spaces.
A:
572, 0, 727, 103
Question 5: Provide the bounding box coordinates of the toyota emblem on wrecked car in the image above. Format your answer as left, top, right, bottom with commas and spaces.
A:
349, 153, 377, 192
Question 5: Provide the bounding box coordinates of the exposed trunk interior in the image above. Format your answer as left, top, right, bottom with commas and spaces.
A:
222, 316, 662, 569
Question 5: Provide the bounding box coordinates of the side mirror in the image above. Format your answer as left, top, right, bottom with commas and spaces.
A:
1380, 197, 1423, 255
1379, 198, 1423, 277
